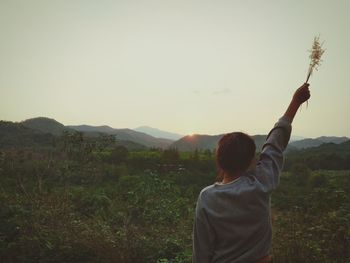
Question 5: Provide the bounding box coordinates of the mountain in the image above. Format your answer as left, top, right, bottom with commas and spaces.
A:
317, 136, 349, 144
20, 118, 174, 149
114, 140, 147, 151
290, 135, 305, 142
289, 138, 324, 149
5, 117, 349, 151
68, 125, 173, 149
171, 134, 223, 151
67, 125, 116, 134
299, 139, 350, 155
0, 120, 149, 150
22, 117, 72, 135
285, 139, 350, 170
134, 126, 183, 140
171, 134, 267, 152
115, 128, 173, 148
289, 136, 349, 150
172, 133, 349, 152
0, 121, 55, 148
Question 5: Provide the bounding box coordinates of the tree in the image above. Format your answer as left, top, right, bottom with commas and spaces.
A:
109, 146, 129, 164
161, 148, 180, 164
291, 163, 311, 185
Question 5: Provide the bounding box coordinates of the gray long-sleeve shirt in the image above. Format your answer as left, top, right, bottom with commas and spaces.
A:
193, 117, 292, 263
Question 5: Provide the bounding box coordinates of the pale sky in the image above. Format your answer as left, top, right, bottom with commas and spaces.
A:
1, 0, 349, 137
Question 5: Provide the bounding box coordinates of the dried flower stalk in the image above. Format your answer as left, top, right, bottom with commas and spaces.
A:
306, 36, 325, 83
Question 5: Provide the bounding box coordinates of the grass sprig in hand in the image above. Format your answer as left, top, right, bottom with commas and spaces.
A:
306, 36, 325, 83
303, 36, 325, 108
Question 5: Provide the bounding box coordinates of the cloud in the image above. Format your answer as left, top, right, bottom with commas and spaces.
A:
212, 88, 231, 95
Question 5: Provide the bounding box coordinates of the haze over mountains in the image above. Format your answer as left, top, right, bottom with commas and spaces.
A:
134, 126, 183, 141
289, 136, 349, 149
68, 124, 173, 149
0, 117, 349, 152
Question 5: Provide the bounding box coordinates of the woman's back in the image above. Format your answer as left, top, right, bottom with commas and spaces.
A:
195, 175, 272, 263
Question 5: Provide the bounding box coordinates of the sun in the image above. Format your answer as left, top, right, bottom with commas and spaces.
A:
187, 133, 197, 139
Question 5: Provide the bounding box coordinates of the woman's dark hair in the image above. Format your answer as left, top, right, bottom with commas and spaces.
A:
216, 132, 256, 178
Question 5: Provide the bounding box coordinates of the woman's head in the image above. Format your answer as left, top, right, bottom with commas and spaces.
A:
216, 132, 256, 177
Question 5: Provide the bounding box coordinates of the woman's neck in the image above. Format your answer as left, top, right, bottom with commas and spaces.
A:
222, 172, 242, 184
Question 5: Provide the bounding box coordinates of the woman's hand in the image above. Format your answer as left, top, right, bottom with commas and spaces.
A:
292, 83, 311, 105
283, 83, 311, 123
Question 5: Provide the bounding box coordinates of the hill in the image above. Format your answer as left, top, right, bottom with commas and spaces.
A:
115, 140, 147, 151
317, 136, 349, 144
17, 118, 173, 149
294, 139, 350, 155
285, 139, 350, 170
172, 132, 349, 152
290, 135, 305, 142
67, 125, 116, 134
0, 120, 148, 151
0, 121, 55, 148
3, 117, 349, 151
115, 128, 173, 149
68, 125, 173, 149
171, 134, 222, 151
134, 126, 183, 140
171, 134, 267, 152
22, 117, 72, 135
289, 136, 349, 149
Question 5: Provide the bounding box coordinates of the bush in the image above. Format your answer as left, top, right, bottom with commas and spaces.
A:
308, 172, 328, 188
290, 163, 311, 185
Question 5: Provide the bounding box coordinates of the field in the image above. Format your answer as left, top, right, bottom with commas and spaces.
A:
0, 136, 349, 263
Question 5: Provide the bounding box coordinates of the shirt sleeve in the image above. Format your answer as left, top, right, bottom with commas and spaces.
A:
255, 116, 292, 192
192, 194, 215, 263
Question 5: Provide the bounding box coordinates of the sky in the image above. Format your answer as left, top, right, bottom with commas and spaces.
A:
1, 0, 349, 137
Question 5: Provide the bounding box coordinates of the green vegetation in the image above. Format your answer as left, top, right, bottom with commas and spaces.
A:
272, 170, 350, 263
0, 132, 349, 262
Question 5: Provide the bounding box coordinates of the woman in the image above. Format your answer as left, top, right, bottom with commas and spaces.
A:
193, 83, 311, 263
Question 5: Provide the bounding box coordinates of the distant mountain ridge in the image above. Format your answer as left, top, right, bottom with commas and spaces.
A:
289, 136, 349, 150
290, 135, 305, 142
171, 134, 267, 152
297, 139, 350, 154
0, 121, 55, 148
22, 117, 72, 135
1, 117, 348, 151
171, 134, 349, 152
67, 124, 117, 134
20, 117, 174, 149
68, 125, 174, 149
171, 134, 223, 152
134, 126, 183, 140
